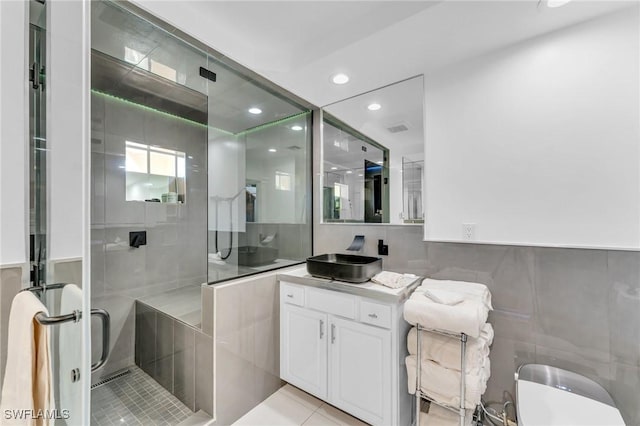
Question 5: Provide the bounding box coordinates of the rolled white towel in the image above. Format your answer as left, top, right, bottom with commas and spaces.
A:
420, 278, 493, 310
404, 291, 489, 338
423, 288, 464, 305
407, 323, 493, 371
372, 271, 418, 289
420, 404, 474, 426
406, 355, 490, 409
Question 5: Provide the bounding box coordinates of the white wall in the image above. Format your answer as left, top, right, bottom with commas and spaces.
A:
48, 1, 85, 261
246, 154, 298, 223
208, 132, 246, 233
425, 9, 640, 248
0, 1, 28, 266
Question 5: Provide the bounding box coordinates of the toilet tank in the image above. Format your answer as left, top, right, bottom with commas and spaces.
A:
515, 364, 625, 426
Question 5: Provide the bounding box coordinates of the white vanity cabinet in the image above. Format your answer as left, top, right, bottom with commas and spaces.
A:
279, 279, 413, 426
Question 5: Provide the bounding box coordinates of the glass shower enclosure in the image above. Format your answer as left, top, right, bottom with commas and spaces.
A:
88, 1, 312, 423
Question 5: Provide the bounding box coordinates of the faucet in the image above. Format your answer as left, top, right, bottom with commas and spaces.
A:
346, 235, 365, 252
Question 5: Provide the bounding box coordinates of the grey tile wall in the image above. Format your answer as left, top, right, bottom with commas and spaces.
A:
212, 270, 285, 425
50, 259, 83, 286
91, 92, 208, 381
314, 223, 640, 425
135, 300, 211, 415
195, 331, 214, 415
0, 266, 24, 386
242, 223, 312, 261
174, 321, 196, 409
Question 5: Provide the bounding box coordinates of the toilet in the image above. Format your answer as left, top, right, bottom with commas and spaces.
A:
516, 364, 626, 426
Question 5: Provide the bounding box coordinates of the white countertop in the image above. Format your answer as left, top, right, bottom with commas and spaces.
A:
277, 266, 421, 303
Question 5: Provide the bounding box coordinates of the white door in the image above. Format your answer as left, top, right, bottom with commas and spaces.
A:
329, 317, 392, 426
281, 304, 328, 399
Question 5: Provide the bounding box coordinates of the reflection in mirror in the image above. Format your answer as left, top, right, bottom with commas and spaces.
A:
321, 75, 424, 225
402, 157, 423, 223
323, 116, 389, 223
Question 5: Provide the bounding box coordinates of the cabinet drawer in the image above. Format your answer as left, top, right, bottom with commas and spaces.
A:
307, 288, 356, 319
281, 283, 305, 306
359, 300, 392, 329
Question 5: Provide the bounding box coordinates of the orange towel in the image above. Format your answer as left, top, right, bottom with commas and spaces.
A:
0, 292, 54, 426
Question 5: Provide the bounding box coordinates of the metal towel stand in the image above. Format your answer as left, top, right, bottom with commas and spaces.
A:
415, 324, 479, 426
21, 283, 110, 372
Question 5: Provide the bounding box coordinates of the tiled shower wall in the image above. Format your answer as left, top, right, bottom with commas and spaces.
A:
206, 268, 289, 425
0, 266, 24, 386
91, 92, 208, 380
314, 224, 640, 425
135, 301, 213, 415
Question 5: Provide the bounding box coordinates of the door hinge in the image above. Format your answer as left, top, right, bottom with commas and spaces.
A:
29, 63, 45, 90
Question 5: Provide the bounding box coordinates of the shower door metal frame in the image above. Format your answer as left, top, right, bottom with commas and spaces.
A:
29, 14, 48, 288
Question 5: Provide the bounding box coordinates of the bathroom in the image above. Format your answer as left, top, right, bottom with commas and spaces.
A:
0, 0, 638, 425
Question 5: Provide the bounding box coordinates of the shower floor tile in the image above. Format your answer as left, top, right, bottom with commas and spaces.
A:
91, 366, 193, 426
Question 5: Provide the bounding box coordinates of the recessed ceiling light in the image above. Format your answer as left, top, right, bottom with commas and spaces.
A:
358, 174, 363, 177
248, 107, 262, 114
268, 148, 277, 153
291, 125, 303, 131
331, 167, 338, 170
367, 103, 381, 111
346, 170, 353, 174
546, 0, 571, 7
332, 73, 349, 85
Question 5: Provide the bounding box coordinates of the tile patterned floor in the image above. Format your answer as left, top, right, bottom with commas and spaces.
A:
232, 384, 368, 426
91, 366, 193, 426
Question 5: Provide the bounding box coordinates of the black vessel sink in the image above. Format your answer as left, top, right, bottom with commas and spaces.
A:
306, 253, 382, 283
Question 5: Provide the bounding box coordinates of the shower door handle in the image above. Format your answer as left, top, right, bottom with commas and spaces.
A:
91, 309, 110, 372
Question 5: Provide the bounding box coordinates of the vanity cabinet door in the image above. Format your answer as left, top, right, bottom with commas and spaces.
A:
280, 304, 328, 399
329, 316, 392, 426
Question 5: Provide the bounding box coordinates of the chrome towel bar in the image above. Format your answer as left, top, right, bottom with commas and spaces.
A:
21, 284, 110, 372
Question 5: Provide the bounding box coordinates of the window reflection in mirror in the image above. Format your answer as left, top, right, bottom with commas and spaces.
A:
321, 75, 424, 225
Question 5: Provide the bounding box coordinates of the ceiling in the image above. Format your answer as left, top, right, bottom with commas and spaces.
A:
92, 0, 307, 134
323, 75, 424, 163
133, 0, 637, 107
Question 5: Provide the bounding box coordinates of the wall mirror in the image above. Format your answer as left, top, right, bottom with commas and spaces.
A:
321, 75, 424, 225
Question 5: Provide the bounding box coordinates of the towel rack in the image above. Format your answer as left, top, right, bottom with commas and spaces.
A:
21, 284, 110, 372
414, 324, 481, 426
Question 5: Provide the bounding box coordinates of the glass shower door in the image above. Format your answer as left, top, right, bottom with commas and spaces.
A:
28, 0, 93, 424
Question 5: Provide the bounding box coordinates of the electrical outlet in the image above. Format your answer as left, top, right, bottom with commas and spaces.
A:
462, 223, 476, 240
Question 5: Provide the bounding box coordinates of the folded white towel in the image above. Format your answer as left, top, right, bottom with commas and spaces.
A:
420, 404, 474, 426
404, 291, 490, 338
423, 288, 464, 305
420, 278, 493, 310
0, 292, 55, 425
371, 271, 417, 289
407, 323, 493, 371
406, 355, 490, 409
